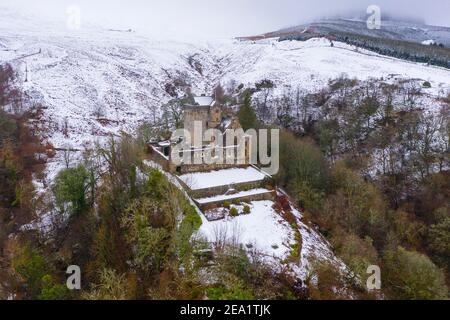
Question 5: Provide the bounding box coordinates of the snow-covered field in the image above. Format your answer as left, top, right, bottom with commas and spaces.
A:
199, 201, 294, 258
198, 200, 345, 280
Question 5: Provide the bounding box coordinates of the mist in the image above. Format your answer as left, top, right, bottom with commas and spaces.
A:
1, 0, 449, 38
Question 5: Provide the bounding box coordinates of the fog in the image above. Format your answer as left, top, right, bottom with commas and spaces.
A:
2, 0, 450, 38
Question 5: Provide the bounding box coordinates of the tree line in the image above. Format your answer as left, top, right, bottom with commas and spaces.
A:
236, 76, 449, 299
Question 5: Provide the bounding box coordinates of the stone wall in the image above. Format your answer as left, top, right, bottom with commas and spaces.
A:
183, 107, 210, 142
197, 190, 276, 211
147, 146, 176, 173
179, 163, 247, 174
178, 176, 273, 199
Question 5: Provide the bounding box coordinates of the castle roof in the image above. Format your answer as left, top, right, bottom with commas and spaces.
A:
193, 96, 215, 106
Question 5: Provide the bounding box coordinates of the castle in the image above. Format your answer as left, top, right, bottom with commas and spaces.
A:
183, 96, 241, 141
149, 95, 251, 174
148, 95, 275, 216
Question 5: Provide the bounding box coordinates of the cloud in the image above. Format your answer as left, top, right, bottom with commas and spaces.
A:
2, 0, 449, 38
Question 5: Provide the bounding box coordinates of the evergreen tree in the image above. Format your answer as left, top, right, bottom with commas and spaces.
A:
237, 91, 257, 131
53, 165, 91, 216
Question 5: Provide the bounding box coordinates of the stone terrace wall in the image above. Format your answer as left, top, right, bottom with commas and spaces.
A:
147, 146, 176, 173
177, 176, 273, 199
197, 190, 276, 211
179, 163, 248, 174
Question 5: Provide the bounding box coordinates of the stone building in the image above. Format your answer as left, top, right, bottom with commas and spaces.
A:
183, 95, 242, 141
149, 95, 252, 173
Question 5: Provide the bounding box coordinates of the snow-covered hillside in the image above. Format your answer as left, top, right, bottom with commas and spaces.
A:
276, 18, 450, 47
198, 200, 345, 281
1, 8, 450, 157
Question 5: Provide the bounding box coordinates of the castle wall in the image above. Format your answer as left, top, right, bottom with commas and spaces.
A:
147, 145, 176, 173
177, 176, 272, 199
197, 190, 276, 211
183, 108, 210, 145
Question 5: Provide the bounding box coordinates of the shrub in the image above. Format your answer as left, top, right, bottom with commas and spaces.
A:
223, 201, 231, 209
206, 285, 254, 300
237, 90, 258, 131
243, 205, 251, 214
83, 268, 131, 300
232, 198, 241, 205
182, 205, 202, 231
229, 207, 238, 217
427, 217, 450, 258
53, 165, 91, 216
11, 244, 48, 298
145, 168, 171, 201
332, 233, 379, 283
276, 195, 291, 212
422, 81, 431, 88
276, 132, 329, 211
307, 259, 349, 300
290, 242, 300, 259
178, 204, 203, 259
122, 198, 171, 271
38, 275, 68, 300
0, 109, 18, 146
325, 162, 387, 246
383, 247, 448, 299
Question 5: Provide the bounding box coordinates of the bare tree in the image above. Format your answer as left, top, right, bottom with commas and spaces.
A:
93, 104, 105, 119
63, 147, 72, 169
62, 117, 69, 138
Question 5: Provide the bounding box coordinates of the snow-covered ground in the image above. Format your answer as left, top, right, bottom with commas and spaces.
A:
1, 8, 449, 157
422, 39, 437, 45
179, 167, 266, 190
198, 200, 345, 280
199, 201, 294, 258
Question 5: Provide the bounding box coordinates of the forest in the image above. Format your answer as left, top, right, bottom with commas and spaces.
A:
0, 63, 449, 300
237, 76, 449, 299
280, 31, 450, 69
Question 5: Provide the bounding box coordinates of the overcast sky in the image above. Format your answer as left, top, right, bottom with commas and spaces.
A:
2, 0, 450, 38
